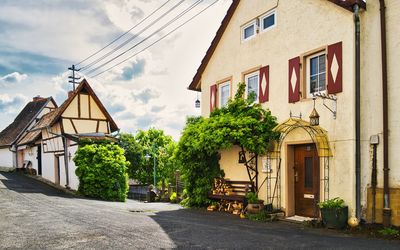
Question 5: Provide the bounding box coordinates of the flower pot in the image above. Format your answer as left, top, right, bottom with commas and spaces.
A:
320, 206, 348, 229
246, 202, 264, 214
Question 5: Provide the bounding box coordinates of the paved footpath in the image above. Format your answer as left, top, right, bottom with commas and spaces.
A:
0, 172, 399, 250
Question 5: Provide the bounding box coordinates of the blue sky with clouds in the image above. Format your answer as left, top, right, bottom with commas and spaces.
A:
0, 0, 231, 139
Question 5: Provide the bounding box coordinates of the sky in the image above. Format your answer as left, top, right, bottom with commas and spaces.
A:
0, 0, 231, 140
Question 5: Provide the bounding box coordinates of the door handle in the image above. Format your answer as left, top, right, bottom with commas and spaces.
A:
294, 170, 298, 182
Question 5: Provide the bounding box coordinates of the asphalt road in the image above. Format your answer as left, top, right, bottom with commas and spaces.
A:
0, 172, 398, 250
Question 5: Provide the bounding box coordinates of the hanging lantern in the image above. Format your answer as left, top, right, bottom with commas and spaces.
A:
309, 98, 320, 126
195, 93, 200, 108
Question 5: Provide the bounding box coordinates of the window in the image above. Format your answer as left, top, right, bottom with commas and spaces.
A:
306, 52, 326, 97
261, 10, 276, 32
245, 71, 259, 102
242, 21, 256, 41
218, 81, 231, 107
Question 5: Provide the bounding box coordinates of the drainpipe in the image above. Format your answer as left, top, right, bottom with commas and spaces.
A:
379, 0, 391, 227
353, 3, 361, 220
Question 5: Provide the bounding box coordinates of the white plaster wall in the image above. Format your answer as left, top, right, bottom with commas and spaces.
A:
22, 146, 38, 172
0, 148, 13, 168
41, 150, 56, 183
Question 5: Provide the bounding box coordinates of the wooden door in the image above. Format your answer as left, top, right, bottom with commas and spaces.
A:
54, 156, 60, 185
36, 145, 42, 175
294, 144, 320, 217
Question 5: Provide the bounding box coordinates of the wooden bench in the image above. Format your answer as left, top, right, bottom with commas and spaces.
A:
208, 179, 253, 203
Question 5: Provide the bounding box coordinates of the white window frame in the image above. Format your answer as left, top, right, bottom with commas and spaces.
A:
218, 81, 231, 108
241, 20, 257, 42
306, 51, 327, 98
260, 9, 276, 33
245, 71, 259, 103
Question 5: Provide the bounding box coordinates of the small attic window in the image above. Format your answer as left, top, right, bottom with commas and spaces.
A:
241, 20, 257, 42
260, 10, 276, 32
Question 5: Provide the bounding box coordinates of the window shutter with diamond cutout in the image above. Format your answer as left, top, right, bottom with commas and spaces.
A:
209, 84, 217, 113
327, 41, 343, 94
288, 56, 300, 103
259, 65, 269, 103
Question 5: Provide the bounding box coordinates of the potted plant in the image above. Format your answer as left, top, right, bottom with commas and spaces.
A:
246, 192, 264, 214
318, 197, 348, 229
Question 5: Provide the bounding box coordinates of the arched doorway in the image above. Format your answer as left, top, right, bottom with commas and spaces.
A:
265, 118, 332, 217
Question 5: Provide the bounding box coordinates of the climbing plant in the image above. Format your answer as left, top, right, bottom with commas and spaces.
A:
177, 83, 279, 207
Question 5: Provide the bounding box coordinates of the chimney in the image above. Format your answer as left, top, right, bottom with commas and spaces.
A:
68, 91, 74, 98
33, 95, 46, 102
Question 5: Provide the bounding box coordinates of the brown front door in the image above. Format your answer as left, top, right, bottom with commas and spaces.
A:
294, 144, 320, 217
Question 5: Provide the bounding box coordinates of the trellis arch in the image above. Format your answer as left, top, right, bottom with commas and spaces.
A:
265, 118, 332, 211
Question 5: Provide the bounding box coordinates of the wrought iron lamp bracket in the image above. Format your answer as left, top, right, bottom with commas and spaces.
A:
313, 93, 337, 119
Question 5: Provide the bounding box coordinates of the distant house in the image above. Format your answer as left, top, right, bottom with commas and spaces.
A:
5, 79, 118, 190
188, 0, 400, 225
0, 96, 57, 171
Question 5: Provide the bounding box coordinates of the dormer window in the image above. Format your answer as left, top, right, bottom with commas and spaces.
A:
242, 21, 257, 42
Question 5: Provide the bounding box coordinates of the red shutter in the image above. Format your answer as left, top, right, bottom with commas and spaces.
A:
209, 84, 217, 113
327, 41, 343, 94
288, 56, 300, 103
259, 65, 269, 103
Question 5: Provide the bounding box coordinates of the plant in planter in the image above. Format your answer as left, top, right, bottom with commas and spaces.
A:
246, 192, 264, 214
318, 197, 348, 229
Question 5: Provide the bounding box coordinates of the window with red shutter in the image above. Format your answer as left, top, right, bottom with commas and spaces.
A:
259, 65, 269, 103
327, 41, 343, 94
288, 57, 300, 103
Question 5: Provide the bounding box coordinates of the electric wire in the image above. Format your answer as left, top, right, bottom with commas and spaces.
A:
89, 0, 219, 78
76, 0, 171, 66
84, 0, 204, 76
79, 0, 185, 72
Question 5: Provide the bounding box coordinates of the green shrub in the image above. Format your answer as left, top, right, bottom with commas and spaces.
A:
318, 197, 345, 209
170, 192, 177, 203
378, 227, 399, 237
74, 143, 129, 202
246, 192, 259, 204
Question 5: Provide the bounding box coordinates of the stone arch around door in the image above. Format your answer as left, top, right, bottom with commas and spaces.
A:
265, 118, 332, 217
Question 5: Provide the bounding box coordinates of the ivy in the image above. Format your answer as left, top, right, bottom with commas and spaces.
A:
177, 83, 279, 207
74, 143, 129, 202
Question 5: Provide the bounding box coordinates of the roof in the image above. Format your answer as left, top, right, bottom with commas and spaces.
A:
0, 98, 53, 147
188, 0, 240, 91
187, 0, 366, 91
17, 79, 119, 146
17, 110, 59, 146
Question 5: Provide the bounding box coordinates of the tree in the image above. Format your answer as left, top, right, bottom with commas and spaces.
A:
177, 83, 279, 207
119, 128, 179, 186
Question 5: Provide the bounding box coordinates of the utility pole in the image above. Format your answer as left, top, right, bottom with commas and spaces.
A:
68, 64, 81, 91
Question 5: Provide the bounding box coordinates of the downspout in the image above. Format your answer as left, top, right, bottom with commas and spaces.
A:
353, 4, 361, 220
379, 0, 391, 227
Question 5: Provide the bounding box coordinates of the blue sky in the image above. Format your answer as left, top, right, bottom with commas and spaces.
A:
0, 0, 230, 139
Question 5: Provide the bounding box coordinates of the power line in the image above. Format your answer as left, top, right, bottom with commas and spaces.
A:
89, 0, 219, 78
85, 0, 205, 76
79, 0, 185, 72
76, 0, 171, 66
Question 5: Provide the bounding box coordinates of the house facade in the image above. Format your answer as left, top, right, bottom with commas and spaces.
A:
13, 79, 118, 190
189, 0, 400, 225
0, 97, 57, 171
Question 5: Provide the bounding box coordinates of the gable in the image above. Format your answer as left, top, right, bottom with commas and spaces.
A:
59, 79, 117, 135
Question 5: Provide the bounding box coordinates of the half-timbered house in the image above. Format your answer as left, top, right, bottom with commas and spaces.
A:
189, 0, 400, 225
17, 79, 118, 190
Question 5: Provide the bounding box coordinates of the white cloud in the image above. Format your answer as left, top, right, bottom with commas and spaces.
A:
0, 72, 27, 83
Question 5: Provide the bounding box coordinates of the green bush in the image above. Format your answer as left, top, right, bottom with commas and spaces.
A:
318, 197, 345, 209
74, 143, 129, 202
170, 192, 177, 203
246, 192, 259, 204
